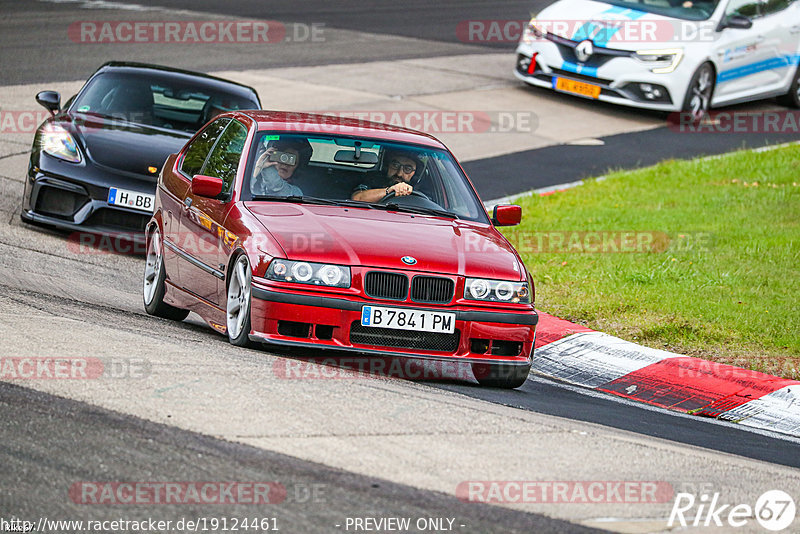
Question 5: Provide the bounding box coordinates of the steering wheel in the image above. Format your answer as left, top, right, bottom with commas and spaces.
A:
379, 189, 432, 203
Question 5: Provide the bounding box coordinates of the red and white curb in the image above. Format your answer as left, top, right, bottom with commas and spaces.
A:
534, 313, 800, 438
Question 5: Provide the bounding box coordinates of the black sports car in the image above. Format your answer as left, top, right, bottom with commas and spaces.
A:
21, 61, 260, 241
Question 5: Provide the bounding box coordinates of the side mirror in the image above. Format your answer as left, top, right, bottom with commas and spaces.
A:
191, 174, 224, 198
719, 14, 752, 30
492, 205, 522, 226
36, 91, 61, 115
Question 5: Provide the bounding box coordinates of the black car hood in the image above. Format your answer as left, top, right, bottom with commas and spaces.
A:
70, 114, 191, 177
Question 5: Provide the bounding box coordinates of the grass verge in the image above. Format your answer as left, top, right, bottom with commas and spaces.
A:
503, 143, 800, 379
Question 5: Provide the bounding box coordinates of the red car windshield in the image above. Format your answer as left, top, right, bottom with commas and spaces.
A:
243, 132, 491, 224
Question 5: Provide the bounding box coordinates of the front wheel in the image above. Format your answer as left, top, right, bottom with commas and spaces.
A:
777, 66, 800, 108
472, 362, 531, 389
143, 227, 189, 321
226, 254, 254, 347
682, 63, 715, 123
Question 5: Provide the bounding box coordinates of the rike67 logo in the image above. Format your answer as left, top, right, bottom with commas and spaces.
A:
669, 490, 796, 531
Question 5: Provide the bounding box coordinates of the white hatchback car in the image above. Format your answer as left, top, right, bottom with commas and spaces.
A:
514, 0, 800, 119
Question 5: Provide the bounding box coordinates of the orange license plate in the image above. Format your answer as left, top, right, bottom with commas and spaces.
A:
554, 77, 601, 99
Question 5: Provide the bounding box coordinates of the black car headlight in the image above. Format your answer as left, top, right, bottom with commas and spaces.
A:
40, 124, 82, 163
465, 278, 530, 303
266, 259, 351, 288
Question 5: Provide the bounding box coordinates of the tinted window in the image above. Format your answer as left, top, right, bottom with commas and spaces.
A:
71, 71, 259, 132
762, 0, 791, 14
201, 120, 248, 194
726, 0, 762, 17
180, 118, 229, 178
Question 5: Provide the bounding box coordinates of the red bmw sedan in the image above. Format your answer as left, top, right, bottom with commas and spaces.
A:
143, 111, 537, 388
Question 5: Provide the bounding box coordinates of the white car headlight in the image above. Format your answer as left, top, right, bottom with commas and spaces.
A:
266, 259, 350, 288
634, 48, 684, 74
465, 278, 530, 303
40, 124, 81, 163
522, 17, 546, 43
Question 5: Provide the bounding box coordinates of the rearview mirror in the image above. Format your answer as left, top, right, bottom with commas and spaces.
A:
191, 174, 224, 198
492, 205, 522, 226
36, 91, 61, 116
719, 14, 752, 30
334, 149, 379, 164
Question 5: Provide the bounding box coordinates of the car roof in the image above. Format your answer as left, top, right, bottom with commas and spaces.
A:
93, 61, 260, 103
238, 110, 447, 148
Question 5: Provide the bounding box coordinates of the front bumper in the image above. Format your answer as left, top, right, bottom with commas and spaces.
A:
21, 154, 155, 240
514, 40, 688, 112
249, 284, 537, 366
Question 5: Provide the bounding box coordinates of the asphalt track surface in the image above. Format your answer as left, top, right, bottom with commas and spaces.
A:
2, 1, 800, 531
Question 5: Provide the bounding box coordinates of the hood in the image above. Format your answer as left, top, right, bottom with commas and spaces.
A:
245, 203, 525, 281
538, 0, 696, 50
69, 114, 191, 177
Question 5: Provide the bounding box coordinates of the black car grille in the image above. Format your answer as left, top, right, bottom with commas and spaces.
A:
86, 208, 149, 232
411, 276, 454, 304
364, 271, 408, 300
35, 187, 88, 219
350, 322, 460, 352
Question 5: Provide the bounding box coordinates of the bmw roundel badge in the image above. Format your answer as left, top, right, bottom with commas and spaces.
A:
401, 256, 417, 265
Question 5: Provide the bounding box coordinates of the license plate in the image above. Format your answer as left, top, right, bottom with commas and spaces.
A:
107, 187, 155, 213
554, 77, 601, 99
361, 306, 455, 334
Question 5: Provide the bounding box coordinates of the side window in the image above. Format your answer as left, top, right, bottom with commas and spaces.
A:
761, 0, 791, 15
200, 120, 248, 194
725, 0, 762, 17
180, 118, 229, 178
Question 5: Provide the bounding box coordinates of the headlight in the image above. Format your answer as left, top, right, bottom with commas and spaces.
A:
634, 48, 684, 74
39, 124, 81, 163
465, 278, 530, 303
266, 259, 350, 288
522, 18, 546, 43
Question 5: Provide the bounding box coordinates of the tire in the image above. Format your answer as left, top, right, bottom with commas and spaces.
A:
682, 62, 715, 123
143, 227, 189, 321
472, 362, 531, 389
226, 254, 254, 347
777, 66, 800, 108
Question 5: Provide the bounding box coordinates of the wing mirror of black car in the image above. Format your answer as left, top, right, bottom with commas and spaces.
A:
333, 149, 379, 165
191, 175, 224, 198
718, 14, 752, 31
492, 205, 522, 226
36, 91, 61, 116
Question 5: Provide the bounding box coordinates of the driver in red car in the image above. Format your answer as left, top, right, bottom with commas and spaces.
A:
350, 151, 421, 202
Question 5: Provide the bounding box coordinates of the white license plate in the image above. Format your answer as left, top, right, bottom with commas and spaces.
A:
107, 187, 155, 213
361, 305, 455, 334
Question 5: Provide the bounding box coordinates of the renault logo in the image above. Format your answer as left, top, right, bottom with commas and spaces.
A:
575, 40, 594, 63
401, 256, 417, 265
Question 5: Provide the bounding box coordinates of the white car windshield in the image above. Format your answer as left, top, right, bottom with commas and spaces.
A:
603, 0, 722, 20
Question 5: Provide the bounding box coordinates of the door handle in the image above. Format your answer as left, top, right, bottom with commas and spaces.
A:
790, 25, 800, 33
754, 35, 765, 43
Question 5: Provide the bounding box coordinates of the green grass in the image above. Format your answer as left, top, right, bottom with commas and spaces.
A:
503, 144, 800, 378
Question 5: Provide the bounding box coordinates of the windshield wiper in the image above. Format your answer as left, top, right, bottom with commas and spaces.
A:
250, 195, 341, 205
376, 202, 459, 219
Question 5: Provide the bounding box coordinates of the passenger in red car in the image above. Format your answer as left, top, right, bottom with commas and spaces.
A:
350, 151, 422, 202
251, 139, 311, 197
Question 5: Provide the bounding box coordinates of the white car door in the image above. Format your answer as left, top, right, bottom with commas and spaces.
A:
764, 0, 800, 92
713, 0, 781, 102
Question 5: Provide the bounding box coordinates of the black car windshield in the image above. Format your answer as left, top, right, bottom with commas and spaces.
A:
600, 0, 722, 20
70, 71, 259, 132
243, 132, 490, 224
